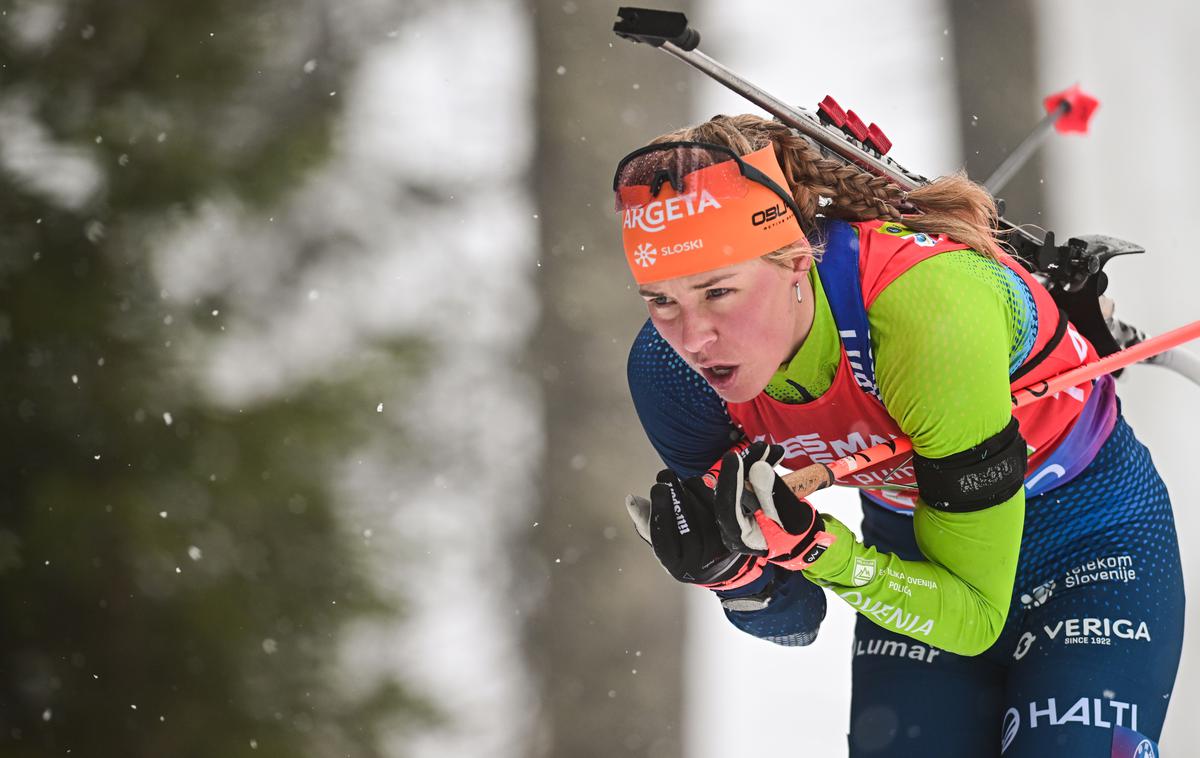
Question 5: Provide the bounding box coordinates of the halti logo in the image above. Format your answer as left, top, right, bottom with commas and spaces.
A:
1024, 696, 1139, 731
622, 190, 722, 233
633, 243, 656, 267
1001, 707, 1019, 754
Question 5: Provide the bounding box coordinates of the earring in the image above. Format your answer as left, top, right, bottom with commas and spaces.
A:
795, 282, 804, 303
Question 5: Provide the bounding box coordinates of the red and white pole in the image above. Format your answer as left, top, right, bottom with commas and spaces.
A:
779, 319, 1200, 499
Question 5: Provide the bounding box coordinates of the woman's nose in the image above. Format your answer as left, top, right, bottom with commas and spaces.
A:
679, 308, 717, 355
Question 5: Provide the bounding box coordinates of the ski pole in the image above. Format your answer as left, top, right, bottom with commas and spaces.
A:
1106, 315, 1200, 387
984, 84, 1100, 195
777, 319, 1200, 499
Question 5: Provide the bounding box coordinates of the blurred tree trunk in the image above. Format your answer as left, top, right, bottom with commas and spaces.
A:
947, 0, 1047, 222
0, 3, 424, 756
526, 2, 693, 757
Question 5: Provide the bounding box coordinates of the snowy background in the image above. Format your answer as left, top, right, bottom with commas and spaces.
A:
1, 1, 1195, 757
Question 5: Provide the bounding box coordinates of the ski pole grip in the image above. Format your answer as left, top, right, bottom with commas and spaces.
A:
780, 463, 835, 500
614, 7, 701, 50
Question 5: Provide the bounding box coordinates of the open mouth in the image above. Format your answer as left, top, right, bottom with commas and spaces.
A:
699, 364, 738, 389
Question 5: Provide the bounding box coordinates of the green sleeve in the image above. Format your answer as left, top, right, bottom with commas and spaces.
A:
804, 248, 1027, 656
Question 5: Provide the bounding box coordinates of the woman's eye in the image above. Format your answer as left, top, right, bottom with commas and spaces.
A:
706, 288, 731, 299
648, 296, 673, 307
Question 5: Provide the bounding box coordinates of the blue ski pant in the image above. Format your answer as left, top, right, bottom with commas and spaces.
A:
847, 415, 1184, 757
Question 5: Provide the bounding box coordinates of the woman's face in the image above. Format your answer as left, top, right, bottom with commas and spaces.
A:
639, 256, 812, 403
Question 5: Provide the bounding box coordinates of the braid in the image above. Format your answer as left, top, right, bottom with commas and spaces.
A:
646, 112, 1002, 260
772, 127, 906, 224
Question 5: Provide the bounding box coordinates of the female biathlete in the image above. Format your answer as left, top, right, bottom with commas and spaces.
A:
616, 114, 1184, 756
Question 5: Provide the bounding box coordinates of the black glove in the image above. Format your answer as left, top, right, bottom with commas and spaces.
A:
626, 469, 765, 590
712, 443, 836, 571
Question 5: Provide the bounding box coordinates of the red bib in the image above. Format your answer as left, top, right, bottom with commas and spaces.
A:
726, 221, 1099, 513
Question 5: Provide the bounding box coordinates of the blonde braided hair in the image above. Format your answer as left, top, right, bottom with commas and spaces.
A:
649, 113, 1003, 264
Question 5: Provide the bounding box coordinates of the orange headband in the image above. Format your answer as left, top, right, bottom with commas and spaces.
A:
618, 144, 806, 284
